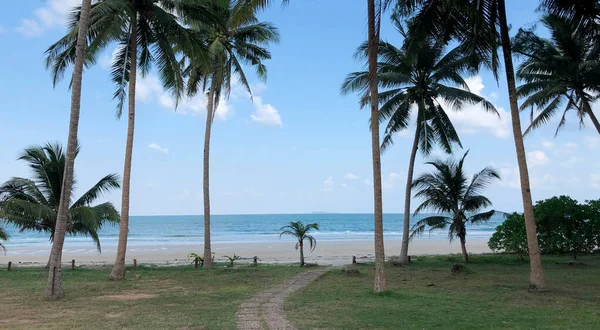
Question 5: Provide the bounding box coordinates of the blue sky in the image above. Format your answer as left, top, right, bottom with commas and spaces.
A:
0, 0, 599, 216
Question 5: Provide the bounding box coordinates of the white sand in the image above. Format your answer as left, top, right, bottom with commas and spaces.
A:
0, 238, 491, 267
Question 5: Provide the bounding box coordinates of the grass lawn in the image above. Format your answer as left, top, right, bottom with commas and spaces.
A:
287, 254, 600, 329
0, 263, 302, 329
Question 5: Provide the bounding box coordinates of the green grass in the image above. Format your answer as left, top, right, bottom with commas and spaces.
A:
287, 254, 600, 329
0, 263, 302, 329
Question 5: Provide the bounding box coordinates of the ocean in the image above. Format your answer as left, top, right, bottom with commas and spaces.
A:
1, 213, 503, 255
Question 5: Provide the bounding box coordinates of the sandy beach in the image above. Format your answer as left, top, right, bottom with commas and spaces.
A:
0, 238, 491, 267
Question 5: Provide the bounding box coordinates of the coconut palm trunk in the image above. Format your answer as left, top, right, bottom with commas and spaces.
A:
367, 0, 386, 293
110, 19, 137, 281
203, 78, 217, 269
459, 234, 468, 263
45, 0, 92, 300
398, 123, 421, 264
498, 0, 546, 290
299, 241, 305, 267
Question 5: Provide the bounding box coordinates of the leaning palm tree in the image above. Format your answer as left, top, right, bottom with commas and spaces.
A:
395, 0, 548, 290
279, 221, 319, 267
410, 151, 500, 263
342, 17, 497, 265
514, 14, 600, 136
0, 143, 120, 265
182, 0, 279, 268
42, 0, 92, 300
46, 0, 216, 280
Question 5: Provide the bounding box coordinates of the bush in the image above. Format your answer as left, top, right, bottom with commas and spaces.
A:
488, 213, 528, 260
488, 196, 600, 259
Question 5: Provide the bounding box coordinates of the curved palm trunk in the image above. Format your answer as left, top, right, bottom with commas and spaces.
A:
203, 79, 217, 269
367, 0, 386, 293
109, 19, 138, 281
45, 0, 92, 300
498, 0, 547, 290
299, 241, 305, 267
398, 123, 421, 264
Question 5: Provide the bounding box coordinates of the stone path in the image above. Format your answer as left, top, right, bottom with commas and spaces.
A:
236, 267, 331, 330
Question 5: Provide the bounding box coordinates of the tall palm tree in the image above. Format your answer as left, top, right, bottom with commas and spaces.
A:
42, 0, 92, 300
341, 18, 497, 264
182, 0, 279, 268
46, 0, 215, 280
0, 143, 120, 265
279, 221, 319, 267
409, 151, 500, 263
395, 0, 548, 290
541, 0, 600, 33
514, 14, 600, 136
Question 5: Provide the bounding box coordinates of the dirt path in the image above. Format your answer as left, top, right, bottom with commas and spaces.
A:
236, 267, 330, 330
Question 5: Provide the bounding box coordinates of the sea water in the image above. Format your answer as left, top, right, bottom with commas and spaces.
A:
1, 213, 504, 255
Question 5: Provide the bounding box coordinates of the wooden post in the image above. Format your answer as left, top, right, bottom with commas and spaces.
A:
408, 255, 411, 263
194, 257, 199, 269
7, 261, 12, 271
352, 256, 356, 264
71, 259, 75, 270
253, 256, 258, 266
133, 259, 137, 269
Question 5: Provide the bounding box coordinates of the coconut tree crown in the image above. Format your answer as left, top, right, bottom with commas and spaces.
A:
514, 14, 600, 136
410, 151, 500, 242
279, 221, 319, 251
0, 142, 120, 251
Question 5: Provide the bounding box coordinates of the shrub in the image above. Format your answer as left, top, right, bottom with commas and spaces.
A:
488, 213, 528, 260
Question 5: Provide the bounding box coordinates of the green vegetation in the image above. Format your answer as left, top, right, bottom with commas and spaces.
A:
0, 142, 120, 254
409, 151, 500, 263
224, 254, 242, 267
0, 265, 302, 329
287, 254, 600, 329
279, 221, 319, 267
489, 196, 600, 259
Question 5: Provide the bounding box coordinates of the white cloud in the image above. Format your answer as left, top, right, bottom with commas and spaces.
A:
585, 135, 600, 149
527, 150, 549, 167
341, 183, 356, 191
148, 143, 169, 154
344, 173, 359, 180
364, 179, 372, 186
135, 74, 232, 120
322, 177, 334, 192
494, 163, 520, 189
560, 156, 582, 168
0, 25, 5, 34
250, 96, 282, 127
564, 142, 578, 149
100, 48, 120, 70
17, 0, 80, 37
383, 172, 401, 190
541, 140, 554, 150
442, 76, 511, 139
489, 92, 499, 101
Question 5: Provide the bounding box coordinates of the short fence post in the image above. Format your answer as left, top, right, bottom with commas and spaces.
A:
408, 255, 411, 263
352, 256, 356, 264
253, 256, 258, 266
71, 259, 75, 270
133, 259, 137, 269
7, 261, 12, 271
194, 257, 199, 269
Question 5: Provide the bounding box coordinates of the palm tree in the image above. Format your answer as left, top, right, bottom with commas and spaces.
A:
514, 14, 600, 136
279, 221, 319, 267
0, 143, 120, 265
42, 0, 92, 300
541, 0, 600, 33
45, 0, 216, 280
0, 223, 8, 253
182, 0, 279, 268
410, 151, 500, 263
395, 0, 548, 290
341, 18, 497, 265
